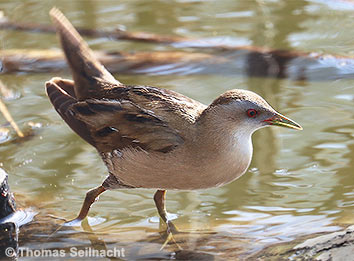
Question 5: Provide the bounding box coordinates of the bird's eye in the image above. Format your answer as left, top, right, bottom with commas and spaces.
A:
247, 109, 257, 118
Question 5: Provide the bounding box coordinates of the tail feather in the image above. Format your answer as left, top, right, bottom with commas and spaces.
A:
46, 78, 95, 146
49, 7, 120, 100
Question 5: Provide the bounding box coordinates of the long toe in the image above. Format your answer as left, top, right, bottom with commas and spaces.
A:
63, 217, 84, 227
166, 220, 179, 234
160, 228, 182, 251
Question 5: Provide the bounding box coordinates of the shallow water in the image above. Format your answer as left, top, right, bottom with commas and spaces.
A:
0, 0, 353, 259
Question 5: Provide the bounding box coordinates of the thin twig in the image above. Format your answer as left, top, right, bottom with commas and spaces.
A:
0, 79, 14, 99
0, 97, 24, 138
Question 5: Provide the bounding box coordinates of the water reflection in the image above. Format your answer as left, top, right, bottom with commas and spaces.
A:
0, 0, 353, 259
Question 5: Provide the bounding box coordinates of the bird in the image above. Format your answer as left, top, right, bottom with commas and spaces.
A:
46, 8, 302, 235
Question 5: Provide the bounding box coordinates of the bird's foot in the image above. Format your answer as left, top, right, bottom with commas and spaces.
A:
47, 214, 69, 222
48, 214, 85, 227
166, 220, 179, 234
159, 221, 217, 250
46, 215, 86, 239
162, 220, 216, 236
63, 216, 105, 227
63, 217, 84, 227
160, 220, 182, 250
48, 214, 104, 228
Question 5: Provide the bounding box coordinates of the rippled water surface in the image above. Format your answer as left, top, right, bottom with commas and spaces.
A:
0, 0, 353, 259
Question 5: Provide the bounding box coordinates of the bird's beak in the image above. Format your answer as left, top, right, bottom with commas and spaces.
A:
264, 113, 302, 130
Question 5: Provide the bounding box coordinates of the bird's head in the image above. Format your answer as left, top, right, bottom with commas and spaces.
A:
202, 89, 302, 136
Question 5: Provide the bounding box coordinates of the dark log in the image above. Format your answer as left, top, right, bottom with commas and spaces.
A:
0, 169, 16, 219
0, 169, 17, 260
250, 225, 354, 260
0, 222, 17, 259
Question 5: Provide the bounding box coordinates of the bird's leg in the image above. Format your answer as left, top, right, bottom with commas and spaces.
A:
153, 190, 178, 234
64, 185, 106, 225
77, 186, 106, 220
154, 190, 181, 249
47, 185, 106, 237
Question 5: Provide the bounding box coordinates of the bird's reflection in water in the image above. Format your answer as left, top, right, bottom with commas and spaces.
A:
73, 219, 217, 260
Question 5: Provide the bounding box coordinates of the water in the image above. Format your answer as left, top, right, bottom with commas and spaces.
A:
0, 0, 353, 259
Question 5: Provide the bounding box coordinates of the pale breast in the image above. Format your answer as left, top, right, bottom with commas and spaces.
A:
101, 133, 253, 190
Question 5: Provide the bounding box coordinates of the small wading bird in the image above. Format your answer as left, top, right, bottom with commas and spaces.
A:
46, 8, 302, 238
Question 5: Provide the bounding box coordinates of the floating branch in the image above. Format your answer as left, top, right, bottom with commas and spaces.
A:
0, 49, 228, 74
0, 15, 334, 55
1, 16, 354, 80
0, 18, 188, 45
1, 48, 354, 81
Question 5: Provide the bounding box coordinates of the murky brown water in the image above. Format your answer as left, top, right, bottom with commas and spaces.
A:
0, 0, 353, 260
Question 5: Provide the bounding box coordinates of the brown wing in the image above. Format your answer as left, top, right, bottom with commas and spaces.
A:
46, 78, 184, 153
71, 98, 184, 153
91, 84, 207, 129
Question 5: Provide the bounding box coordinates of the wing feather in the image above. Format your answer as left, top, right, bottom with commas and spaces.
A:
46, 77, 184, 153
70, 99, 184, 152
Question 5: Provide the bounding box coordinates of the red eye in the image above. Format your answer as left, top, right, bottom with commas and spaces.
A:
247, 109, 257, 118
